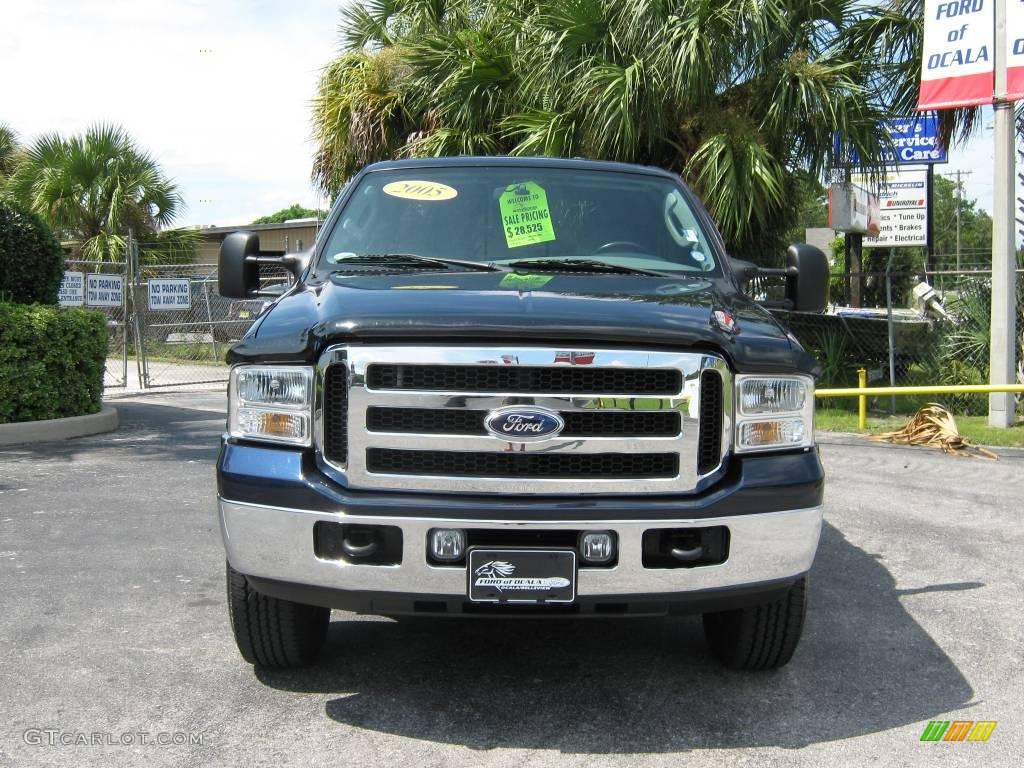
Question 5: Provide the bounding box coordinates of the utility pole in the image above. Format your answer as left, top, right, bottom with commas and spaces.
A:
989, 0, 1018, 428
926, 164, 936, 276
843, 166, 852, 304
941, 169, 973, 272
955, 170, 961, 272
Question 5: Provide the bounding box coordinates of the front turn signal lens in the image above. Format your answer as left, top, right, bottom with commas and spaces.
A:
236, 408, 309, 443
738, 419, 806, 449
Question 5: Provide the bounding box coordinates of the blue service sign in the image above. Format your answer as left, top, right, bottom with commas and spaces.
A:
834, 116, 947, 165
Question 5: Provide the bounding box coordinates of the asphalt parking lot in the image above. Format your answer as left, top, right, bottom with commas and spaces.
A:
1, 392, 1022, 767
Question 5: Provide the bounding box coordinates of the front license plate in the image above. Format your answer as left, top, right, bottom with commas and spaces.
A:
468, 548, 576, 604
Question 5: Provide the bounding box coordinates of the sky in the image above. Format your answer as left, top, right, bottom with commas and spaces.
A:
0, 0, 341, 228
1, 1, 1021, 236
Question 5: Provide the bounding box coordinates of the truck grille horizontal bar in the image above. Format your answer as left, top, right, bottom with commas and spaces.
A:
365, 407, 682, 437
366, 364, 682, 395
366, 448, 680, 479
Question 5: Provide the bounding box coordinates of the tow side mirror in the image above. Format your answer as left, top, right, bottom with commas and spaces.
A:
729, 247, 828, 312
218, 231, 307, 299
785, 244, 828, 313
729, 257, 759, 283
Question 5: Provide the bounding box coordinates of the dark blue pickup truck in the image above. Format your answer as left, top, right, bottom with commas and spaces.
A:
216, 156, 827, 671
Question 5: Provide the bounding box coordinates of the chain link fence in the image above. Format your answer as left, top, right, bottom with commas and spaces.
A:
62, 258, 131, 389
132, 262, 269, 388
70, 246, 1022, 417
65, 247, 270, 391
760, 259, 1024, 417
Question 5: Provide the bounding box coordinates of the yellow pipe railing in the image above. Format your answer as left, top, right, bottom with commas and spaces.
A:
815, 382, 1024, 430
857, 368, 867, 430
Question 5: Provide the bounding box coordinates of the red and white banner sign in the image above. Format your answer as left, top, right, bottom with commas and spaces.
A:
918, 0, 994, 109
1008, 0, 1024, 100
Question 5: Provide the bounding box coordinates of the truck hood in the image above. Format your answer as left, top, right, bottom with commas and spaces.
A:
229, 270, 816, 374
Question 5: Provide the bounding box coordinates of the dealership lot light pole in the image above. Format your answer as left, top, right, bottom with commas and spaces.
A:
989, 0, 1018, 428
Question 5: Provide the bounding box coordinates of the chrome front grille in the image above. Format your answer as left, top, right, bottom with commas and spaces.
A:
317, 346, 731, 495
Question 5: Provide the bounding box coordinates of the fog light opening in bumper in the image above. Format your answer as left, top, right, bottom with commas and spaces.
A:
429, 528, 466, 562
579, 531, 617, 565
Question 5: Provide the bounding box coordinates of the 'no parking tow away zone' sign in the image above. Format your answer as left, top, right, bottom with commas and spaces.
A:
85, 273, 123, 307
148, 278, 192, 311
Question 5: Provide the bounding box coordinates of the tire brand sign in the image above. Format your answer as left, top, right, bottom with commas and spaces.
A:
852, 168, 929, 248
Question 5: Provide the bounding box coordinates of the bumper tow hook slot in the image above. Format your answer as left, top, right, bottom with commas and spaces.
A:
670, 545, 702, 562
342, 537, 378, 558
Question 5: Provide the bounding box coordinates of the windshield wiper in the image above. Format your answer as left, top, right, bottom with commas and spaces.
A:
503, 258, 672, 277
330, 253, 504, 272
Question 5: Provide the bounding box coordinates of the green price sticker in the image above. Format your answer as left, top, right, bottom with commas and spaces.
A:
499, 182, 556, 248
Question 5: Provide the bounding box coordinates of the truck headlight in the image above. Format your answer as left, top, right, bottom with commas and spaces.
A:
734, 375, 814, 453
228, 366, 314, 446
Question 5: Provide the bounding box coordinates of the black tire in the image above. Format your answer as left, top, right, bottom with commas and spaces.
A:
702, 577, 807, 670
226, 562, 330, 668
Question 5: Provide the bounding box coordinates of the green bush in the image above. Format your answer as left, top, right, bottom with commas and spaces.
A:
0, 199, 64, 305
0, 303, 107, 423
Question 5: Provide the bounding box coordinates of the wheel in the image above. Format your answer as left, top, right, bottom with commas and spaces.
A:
702, 576, 807, 670
226, 561, 330, 668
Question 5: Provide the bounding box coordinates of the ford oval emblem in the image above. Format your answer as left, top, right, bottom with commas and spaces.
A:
484, 407, 565, 442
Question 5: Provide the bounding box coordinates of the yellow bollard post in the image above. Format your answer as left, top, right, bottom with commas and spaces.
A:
858, 368, 867, 430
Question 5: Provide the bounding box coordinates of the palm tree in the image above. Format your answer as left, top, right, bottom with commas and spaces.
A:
7, 123, 195, 262
0, 123, 21, 188
312, 0, 984, 263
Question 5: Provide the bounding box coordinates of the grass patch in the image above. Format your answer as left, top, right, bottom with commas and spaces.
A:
128, 340, 228, 366
816, 407, 1024, 448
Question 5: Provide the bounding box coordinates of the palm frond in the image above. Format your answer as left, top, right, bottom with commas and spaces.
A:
685, 131, 787, 243
502, 110, 578, 157
316, 0, 957, 260
7, 124, 185, 260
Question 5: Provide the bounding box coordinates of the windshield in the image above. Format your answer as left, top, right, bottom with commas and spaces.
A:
319, 166, 720, 275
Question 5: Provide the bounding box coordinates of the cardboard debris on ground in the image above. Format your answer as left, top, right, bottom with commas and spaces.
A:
869, 404, 999, 459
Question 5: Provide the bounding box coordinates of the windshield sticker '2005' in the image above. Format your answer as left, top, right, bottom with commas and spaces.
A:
499, 182, 556, 248
382, 180, 458, 201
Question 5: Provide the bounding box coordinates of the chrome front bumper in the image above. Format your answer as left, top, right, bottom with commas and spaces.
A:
219, 499, 822, 598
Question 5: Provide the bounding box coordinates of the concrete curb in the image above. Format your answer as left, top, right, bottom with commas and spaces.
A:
0, 406, 119, 447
